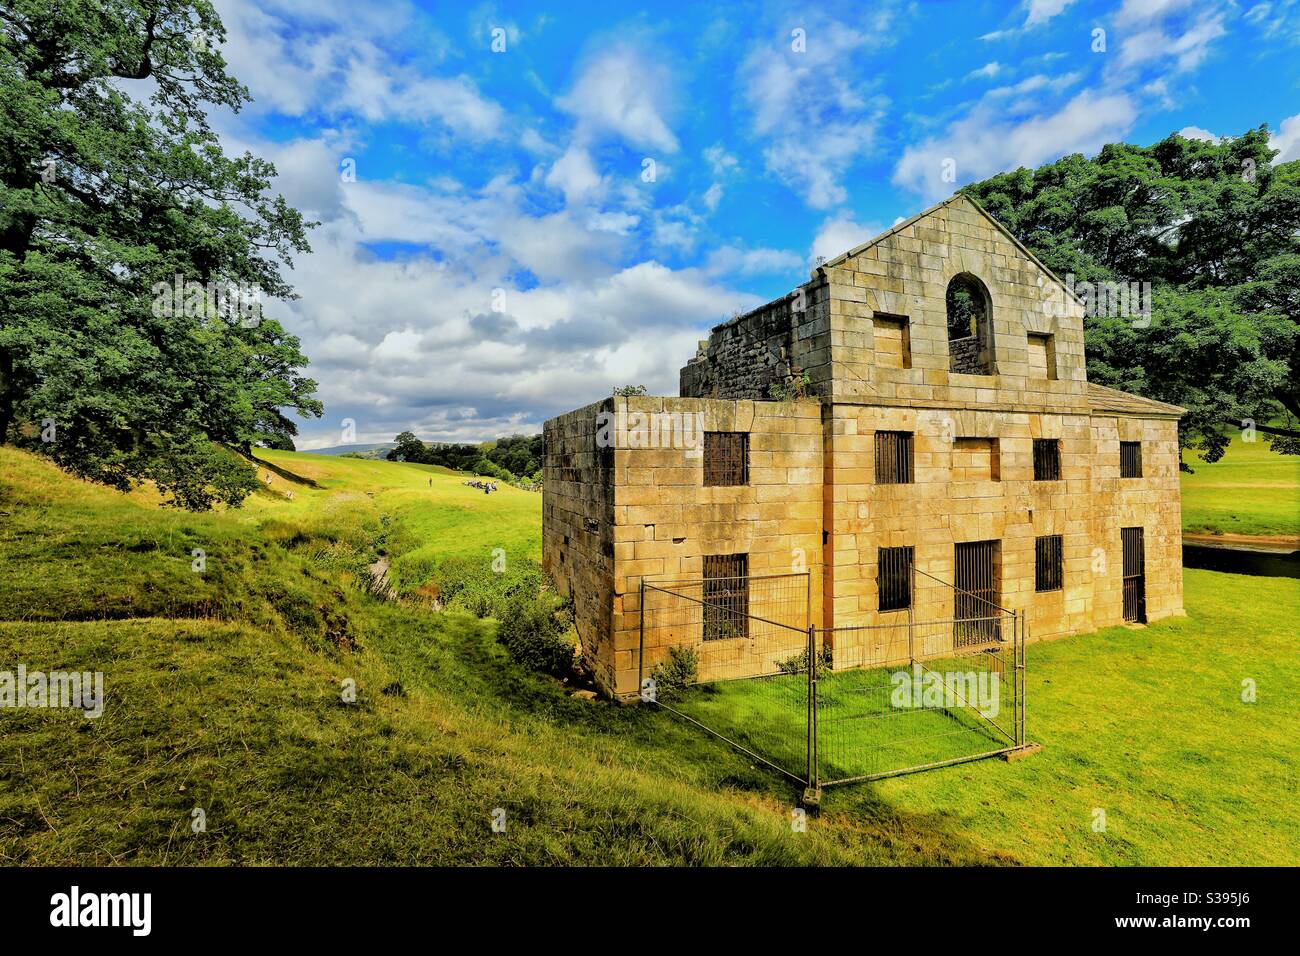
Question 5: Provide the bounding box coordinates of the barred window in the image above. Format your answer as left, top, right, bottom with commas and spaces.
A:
1033, 439, 1061, 481
874, 431, 913, 484
1035, 535, 1063, 592
704, 432, 749, 486
1120, 441, 1142, 478
878, 546, 914, 611
702, 553, 749, 641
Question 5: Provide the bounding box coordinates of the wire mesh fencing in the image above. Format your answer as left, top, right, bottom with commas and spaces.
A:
638, 572, 812, 784
639, 564, 1027, 792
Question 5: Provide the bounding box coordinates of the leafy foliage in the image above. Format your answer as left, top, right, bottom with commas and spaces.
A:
961, 127, 1300, 462
387, 429, 543, 480
650, 645, 699, 700
0, 0, 321, 507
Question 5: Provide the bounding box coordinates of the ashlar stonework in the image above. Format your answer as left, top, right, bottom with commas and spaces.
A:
544, 195, 1185, 700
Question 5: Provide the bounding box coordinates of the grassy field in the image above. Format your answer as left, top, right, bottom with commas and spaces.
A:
1, 446, 1296, 865
1180, 435, 1300, 536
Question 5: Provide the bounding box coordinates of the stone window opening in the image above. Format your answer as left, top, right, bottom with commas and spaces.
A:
878, 545, 914, 611
1026, 332, 1057, 380
1120, 441, 1143, 478
873, 313, 912, 369
1035, 534, 1064, 592
953, 437, 1000, 481
1033, 439, 1061, 481
946, 273, 995, 375
874, 430, 914, 484
703, 431, 749, 486
702, 553, 749, 641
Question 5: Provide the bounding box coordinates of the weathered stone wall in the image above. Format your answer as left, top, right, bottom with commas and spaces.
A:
546, 194, 1185, 698
606, 396, 824, 698
543, 399, 616, 693
816, 195, 1090, 408
680, 276, 832, 401
819, 401, 1182, 667
948, 334, 983, 374
1086, 415, 1184, 625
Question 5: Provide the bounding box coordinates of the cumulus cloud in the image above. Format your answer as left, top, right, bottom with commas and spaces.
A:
811, 217, 886, 264
738, 9, 896, 208
217, 0, 503, 138
1271, 113, 1300, 164
1115, 10, 1227, 75
894, 89, 1137, 201
555, 44, 679, 153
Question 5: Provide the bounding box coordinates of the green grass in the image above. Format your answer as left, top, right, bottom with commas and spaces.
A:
1, 446, 1296, 865
1180, 435, 1300, 536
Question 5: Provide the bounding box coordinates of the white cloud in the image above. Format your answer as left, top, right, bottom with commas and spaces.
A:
1116, 11, 1227, 75
1025, 0, 1077, 27
216, 0, 503, 138
738, 10, 896, 208
894, 89, 1138, 200
1271, 113, 1300, 164
1115, 0, 1196, 26
987, 72, 1083, 98
1178, 125, 1219, 142
556, 45, 679, 153
703, 245, 803, 278
811, 217, 886, 263
544, 143, 608, 205
968, 62, 1003, 80
982, 0, 1077, 39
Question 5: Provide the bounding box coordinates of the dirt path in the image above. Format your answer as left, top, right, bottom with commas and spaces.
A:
1183, 532, 1300, 552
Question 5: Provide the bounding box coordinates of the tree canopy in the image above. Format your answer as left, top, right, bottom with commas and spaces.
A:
961, 126, 1299, 462
388, 430, 543, 481
0, 0, 321, 508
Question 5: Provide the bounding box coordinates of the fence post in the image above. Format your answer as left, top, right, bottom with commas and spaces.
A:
804, 623, 820, 803
907, 562, 916, 663
1013, 613, 1024, 749
638, 577, 646, 703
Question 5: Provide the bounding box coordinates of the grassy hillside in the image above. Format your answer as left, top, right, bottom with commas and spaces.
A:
1180, 436, 1300, 537
1, 447, 1296, 865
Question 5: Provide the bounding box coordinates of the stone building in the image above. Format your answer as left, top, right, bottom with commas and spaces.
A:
544, 195, 1185, 700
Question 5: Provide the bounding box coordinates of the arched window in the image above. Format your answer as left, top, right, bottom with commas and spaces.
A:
946, 273, 994, 375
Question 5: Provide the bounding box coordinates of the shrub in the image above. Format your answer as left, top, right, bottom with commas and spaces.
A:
650, 645, 698, 700
433, 556, 543, 618
774, 644, 833, 675
495, 594, 574, 677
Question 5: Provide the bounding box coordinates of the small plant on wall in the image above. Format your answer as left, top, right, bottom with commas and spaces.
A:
769, 369, 811, 403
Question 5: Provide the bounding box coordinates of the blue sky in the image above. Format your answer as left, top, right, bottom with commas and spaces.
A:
208, 0, 1300, 448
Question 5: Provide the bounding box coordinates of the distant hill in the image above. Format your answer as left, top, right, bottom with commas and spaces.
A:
300, 442, 396, 458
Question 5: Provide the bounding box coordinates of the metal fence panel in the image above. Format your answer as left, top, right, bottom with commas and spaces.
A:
638, 565, 1027, 792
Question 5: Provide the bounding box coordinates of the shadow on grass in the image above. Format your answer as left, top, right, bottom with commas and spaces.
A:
367, 602, 1019, 866
248, 452, 320, 488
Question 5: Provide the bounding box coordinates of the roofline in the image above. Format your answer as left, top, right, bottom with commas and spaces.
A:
816, 192, 1086, 308
1086, 381, 1187, 418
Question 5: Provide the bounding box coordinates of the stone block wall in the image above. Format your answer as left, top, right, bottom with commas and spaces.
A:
819, 401, 1183, 668
544, 395, 825, 699
545, 194, 1185, 698
680, 274, 832, 400
543, 398, 617, 693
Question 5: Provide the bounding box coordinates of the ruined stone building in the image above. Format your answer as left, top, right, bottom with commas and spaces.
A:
544, 195, 1185, 700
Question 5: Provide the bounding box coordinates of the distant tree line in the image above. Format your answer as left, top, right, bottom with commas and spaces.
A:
387, 431, 544, 482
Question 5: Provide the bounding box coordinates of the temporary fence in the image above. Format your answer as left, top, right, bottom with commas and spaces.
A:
638, 565, 1027, 793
